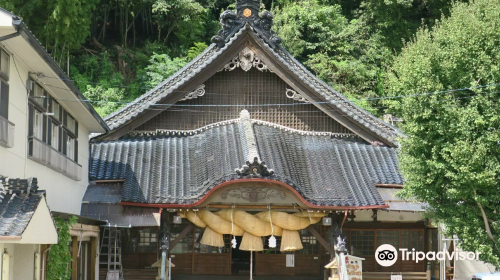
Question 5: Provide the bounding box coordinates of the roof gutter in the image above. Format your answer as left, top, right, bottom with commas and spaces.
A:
10, 17, 109, 132
0, 236, 22, 240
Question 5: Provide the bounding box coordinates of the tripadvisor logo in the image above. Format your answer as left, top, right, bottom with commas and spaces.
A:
375, 244, 482, 267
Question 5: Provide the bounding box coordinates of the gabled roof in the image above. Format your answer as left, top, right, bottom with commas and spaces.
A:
90, 111, 401, 209
102, 1, 401, 146
0, 176, 57, 243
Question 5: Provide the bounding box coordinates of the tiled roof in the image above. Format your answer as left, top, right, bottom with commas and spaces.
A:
0, 177, 44, 237
103, 12, 402, 146
377, 188, 426, 212
90, 114, 401, 207
81, 182, 160, 227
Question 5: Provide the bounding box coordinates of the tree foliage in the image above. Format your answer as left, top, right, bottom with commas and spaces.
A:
386, 0, 500, 266
272, 0, 391, 112
47, 216, 77, 280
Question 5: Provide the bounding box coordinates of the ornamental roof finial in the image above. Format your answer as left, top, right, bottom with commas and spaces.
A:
211, 0, 282, 49
236, 0, 260, 19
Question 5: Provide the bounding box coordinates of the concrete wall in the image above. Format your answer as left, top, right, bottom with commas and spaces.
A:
0, 43, 91, 215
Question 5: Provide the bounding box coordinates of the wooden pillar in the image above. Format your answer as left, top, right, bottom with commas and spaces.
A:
72, 236, 78, 280
160, 210, 170, 253
90, 237, 97, 280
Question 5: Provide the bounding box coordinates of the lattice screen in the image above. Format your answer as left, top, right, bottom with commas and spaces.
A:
135, 68, 351, 133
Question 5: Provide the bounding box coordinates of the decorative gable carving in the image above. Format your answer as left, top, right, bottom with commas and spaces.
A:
286, 89, 309, 103
220, 187, 286, 202
180, 84, 206, 101
220, 47, 271, 72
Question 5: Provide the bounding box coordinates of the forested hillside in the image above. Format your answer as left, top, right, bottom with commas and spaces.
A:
0, 0, 460, 116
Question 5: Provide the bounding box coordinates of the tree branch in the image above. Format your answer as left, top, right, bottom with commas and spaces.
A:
477, 200, 496, 243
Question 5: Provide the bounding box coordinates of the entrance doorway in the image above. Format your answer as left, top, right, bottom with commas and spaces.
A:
231, 236, 252, 275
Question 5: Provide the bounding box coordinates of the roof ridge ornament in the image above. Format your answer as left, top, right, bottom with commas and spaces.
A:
211, 1, 282, 49
235, 157, 275, 177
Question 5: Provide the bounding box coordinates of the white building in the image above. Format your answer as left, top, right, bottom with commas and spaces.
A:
0, 7, 108, 280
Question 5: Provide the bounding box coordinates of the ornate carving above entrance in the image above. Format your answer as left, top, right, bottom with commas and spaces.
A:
285, 88, 309, 103
235, 157, 274, 177
180, 84, 205, 101
220, 187, 286, 202
220, 47, 272, 72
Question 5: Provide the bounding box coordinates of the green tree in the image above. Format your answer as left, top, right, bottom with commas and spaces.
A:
152, 0, 206, 45
272, 0, 391, 112
3, 0, 98, 63
47, 216, 77, 280
385, 0, 500, 266
71, 52, 127, 116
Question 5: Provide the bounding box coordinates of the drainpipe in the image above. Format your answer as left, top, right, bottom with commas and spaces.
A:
41, 245, 51, 280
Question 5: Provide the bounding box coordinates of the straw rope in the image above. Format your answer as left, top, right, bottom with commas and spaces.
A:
178, 209, 326, 251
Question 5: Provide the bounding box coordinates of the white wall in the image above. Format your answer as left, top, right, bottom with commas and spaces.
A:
352, 209, 425, 222
12, 244, 38, 280
0, 43, 91, 215
0, 243, 40, 280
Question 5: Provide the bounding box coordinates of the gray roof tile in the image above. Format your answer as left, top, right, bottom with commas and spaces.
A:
90, 118, 401, 208
0, 176, 44, 237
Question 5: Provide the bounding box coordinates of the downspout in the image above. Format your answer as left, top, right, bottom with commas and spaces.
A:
41, 245, 51, 280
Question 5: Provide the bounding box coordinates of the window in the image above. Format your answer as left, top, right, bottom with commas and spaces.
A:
376, 230, 400, 249
66, 114, 76, 134
170, 223, 194, 254
33, 109, 44, 140
350, 230, 375, 256
0, 80, 9, 120
50, 98, 61, 121
136, 228, 158, 252
344, 229, 425, 257
297, 229, 319, 254
31, 82, 45, 107
0, 49, 9, 79
401, 230, 424, 251
50, 122, 59, 150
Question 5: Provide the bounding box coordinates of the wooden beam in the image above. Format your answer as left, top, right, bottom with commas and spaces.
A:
307, 225, 334, 255
168, 224, 194, 252
90, 236, 97, 280
72, 236, 78, 280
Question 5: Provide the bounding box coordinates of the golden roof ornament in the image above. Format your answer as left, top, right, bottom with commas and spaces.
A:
211, 0, 282, 49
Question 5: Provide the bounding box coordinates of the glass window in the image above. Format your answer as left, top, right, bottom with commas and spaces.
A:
1, 49, 9, 78
33, 109, 43, 140
32, 83, 45, 107
51, 99, 61, 121
66, 135, 74, 160
50, 123, 59, 150
137, 228, 158, 252
376, 230, 400, 249
350, 230, 375, 256
296, 229, 319, 254
66, 114, 76, 134
401, 230, 424, 251
170, 223, 194, 254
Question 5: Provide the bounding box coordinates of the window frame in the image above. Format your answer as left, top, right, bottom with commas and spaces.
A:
28, 77, 79, 163
0, 48, 9, 81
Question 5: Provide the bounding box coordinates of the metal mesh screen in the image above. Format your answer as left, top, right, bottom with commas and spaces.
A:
135, 68, 350, 133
